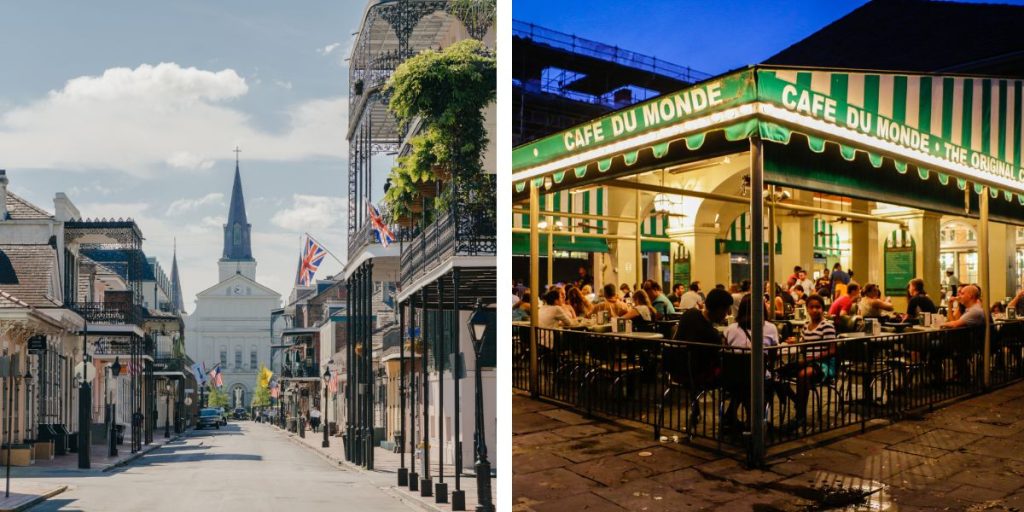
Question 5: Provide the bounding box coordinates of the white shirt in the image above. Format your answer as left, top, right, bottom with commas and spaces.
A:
723, 322, 780, 349
310, 409, 321, 419
538, 304, 575, 329
678, 290, 704, 310
632, 305, 653, 321
796, 278, 814, 295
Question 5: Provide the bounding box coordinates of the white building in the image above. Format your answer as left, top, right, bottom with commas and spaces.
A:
185, 161, 282, 409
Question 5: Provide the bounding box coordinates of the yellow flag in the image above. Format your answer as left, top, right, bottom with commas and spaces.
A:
258, 365, 273, 388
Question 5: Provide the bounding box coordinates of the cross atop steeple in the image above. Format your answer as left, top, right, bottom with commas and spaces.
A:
233, 146, 241, 166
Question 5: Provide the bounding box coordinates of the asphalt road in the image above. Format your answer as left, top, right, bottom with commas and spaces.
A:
28, 423, 417, 512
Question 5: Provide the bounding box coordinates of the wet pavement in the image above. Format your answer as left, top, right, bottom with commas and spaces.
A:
513, 380, 1024, 511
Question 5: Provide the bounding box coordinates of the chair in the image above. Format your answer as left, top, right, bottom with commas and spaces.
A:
655, 342, 720, 441
837, 338, 895, 418
582, 334, 646, 417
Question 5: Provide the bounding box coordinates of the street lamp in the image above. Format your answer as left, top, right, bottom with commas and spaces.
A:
467, 300, 494, 512
322, 366, 330, 448
108, 357, 122, 457
164, 382, 172, 438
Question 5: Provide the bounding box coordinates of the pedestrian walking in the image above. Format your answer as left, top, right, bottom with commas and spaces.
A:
310, 406, 321, 433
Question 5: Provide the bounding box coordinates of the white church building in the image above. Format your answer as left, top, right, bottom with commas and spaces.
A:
185, 160, 282, 410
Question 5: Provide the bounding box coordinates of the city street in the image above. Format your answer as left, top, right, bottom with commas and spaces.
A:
21, 423, 417, 512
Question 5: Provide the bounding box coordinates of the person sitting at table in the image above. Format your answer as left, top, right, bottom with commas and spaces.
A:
794, 269, 814, 299
594, 284, 630, 318
941, 284, 985, 328
731, 281, 749, 317
538, 289, 576, 329
790, 285, 807, 306
904, 278, 937, 320
991, 301, 1007, 320
646, 282, 676, 318
580, 284, 595, 303
667, 283, 686, 309
678, 282, 704, 311
1006, 288, 1024, 318
858, 283, 894, 319
619, 283, 632, 301
675, 289, 733, 343
781, 294, 836, 431
557, 286, 577, 321
724, 294, 780, 350
620, 289, 654, 322
512, 293, 531, 322
828, 283, 860, 317
566, 286, 593, 318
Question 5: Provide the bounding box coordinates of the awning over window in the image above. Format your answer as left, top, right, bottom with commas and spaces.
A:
513, 187, 610, 254
513, 66, 1024, 222
715, 212, 783, 255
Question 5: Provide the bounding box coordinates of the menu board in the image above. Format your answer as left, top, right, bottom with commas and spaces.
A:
673, 261, 691, 288
884, 247, 915, 296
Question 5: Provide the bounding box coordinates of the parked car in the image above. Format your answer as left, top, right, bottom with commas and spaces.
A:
233, 408, 248, 420
197, 408, 223, 430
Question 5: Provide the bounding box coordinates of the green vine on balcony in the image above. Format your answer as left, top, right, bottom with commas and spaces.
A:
383, 38, 496, 223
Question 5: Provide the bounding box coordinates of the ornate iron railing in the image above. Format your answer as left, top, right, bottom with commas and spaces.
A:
399, 197, 496, 288
348, 219, 377, 263
71, 301, 144, 326
514, 322, 1024, 456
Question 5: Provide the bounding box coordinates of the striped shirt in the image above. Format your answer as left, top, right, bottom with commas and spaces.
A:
800, 320, 837, 357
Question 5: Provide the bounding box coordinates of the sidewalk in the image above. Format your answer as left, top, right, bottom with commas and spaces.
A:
18, 432, 185, 474
0, 482, 67, 512
264, 422, 489, 512
513, 382, 1024, 511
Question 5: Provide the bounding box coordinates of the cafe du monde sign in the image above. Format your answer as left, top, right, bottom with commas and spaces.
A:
513, 67, 1024, 194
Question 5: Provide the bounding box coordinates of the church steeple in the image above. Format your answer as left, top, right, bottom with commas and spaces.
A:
222, 148, 253, 261
170, 239, 185, 314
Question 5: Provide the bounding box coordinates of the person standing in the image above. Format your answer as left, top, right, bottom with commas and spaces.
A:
829, 263, 850, 300
575, 265, 594, 289
310, 406, 322, 433
943, 268, 960, 300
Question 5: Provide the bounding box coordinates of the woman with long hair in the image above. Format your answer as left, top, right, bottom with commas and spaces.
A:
620, 289, 653, 321
566, 286, 593, 318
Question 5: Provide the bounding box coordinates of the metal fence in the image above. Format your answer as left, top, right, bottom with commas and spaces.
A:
513, 322, 1024, 455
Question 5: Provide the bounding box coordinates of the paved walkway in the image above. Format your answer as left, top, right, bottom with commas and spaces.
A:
0, 482, 67, 512
513, 381, 1024, 511
263, 421, 491, 512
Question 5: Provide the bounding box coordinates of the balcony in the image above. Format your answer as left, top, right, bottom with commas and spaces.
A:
92, 336, 154, 358
400, 197, 496, 289
347, 219, 377, 265
70, 301, 144, 326
282, 361, 320, 379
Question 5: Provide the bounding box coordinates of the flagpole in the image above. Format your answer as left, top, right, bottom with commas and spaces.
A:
304, 232, 345, 266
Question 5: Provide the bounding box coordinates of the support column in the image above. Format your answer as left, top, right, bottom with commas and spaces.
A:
528, 183, 539, 397
749, 138, 766, 467
980, 188, 991, 389
873, 208, 942, 298
776, 190, 815, 282
850, 199, 880, 287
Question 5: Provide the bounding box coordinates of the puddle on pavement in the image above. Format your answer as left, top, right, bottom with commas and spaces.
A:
768, 471, 896, 511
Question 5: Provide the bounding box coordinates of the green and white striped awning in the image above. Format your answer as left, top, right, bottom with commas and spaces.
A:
512, 187, 610, 254
813, 218, 842, 256
715, 212, 783, 255
640, 214, 670, 253
512, 66, 1024, 212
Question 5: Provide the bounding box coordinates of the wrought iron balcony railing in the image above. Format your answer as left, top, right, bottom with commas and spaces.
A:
282, 362, 320, 379
92, 337, 155, 358
348, 218, 377, 264
70, 301, 144, 326
400, 198, 496, 288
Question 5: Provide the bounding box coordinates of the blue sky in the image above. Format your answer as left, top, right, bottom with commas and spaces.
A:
513, 0, 1024, 76
0, 1, 372, 310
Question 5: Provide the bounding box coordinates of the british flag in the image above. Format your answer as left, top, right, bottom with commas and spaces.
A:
327, 369, 339, 394
296, 236, 327, 286
208, 365, 224, 388
367, 201, 396, 248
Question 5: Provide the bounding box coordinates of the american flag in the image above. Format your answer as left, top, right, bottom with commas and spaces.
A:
296, 236, 327, 286
367, 201, 395, 248
327, 369, 339, 394
270, 379, 280, 399
208, 365, 224, 388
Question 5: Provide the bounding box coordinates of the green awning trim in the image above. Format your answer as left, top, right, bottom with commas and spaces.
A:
641, 240, 671, 253
574, 165, 588, 178
807, 134, 826, 153
1005, 190, 1014, 201
597, 158, 612, 172
1019, 194, 1024, 205
553, 170, 566, 184
991, 187, 999, 198
917, 167, 929, 180
685, 133, 706, 150
839, 144, 857, 161
868, 152, 883, 168
759, 122, 792, 144
894, 161, 908, 174
515, 181, 526, 193
715, 239, 783, 255
974, 183, 984, 195
724, 118, 757, 140
511, 233, 610, 255
957, 178, 967, 190
652, 141, 670, 158
532, 177, 544, 188
936, 172, 949, 186
623, 150, 639, 165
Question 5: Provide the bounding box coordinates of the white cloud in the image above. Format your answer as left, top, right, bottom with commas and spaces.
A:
0, 62, 347, 176
271, 194, 346, 231
274, 80, 293, 90
166, 193, 224, 215
200, 215, 226, 229
317, 42, 341, 55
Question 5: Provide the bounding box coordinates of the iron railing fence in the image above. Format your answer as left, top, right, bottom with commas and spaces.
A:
71, 301, 144, 326
399, 196, 496, 288
513, 322, 1024, 455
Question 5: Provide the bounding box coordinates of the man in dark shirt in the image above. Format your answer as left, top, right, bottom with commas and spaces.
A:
667, 283, 685, 309
575, 266, 594, 289
906, 278, 938, 318
674, 289, 733, 384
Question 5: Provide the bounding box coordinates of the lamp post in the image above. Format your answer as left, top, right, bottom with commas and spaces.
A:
322, 366, 330, 448
467, 300, 493, 512
108, 357, 122, 457
164, 382, 171, 438
78, 328, 91, 469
